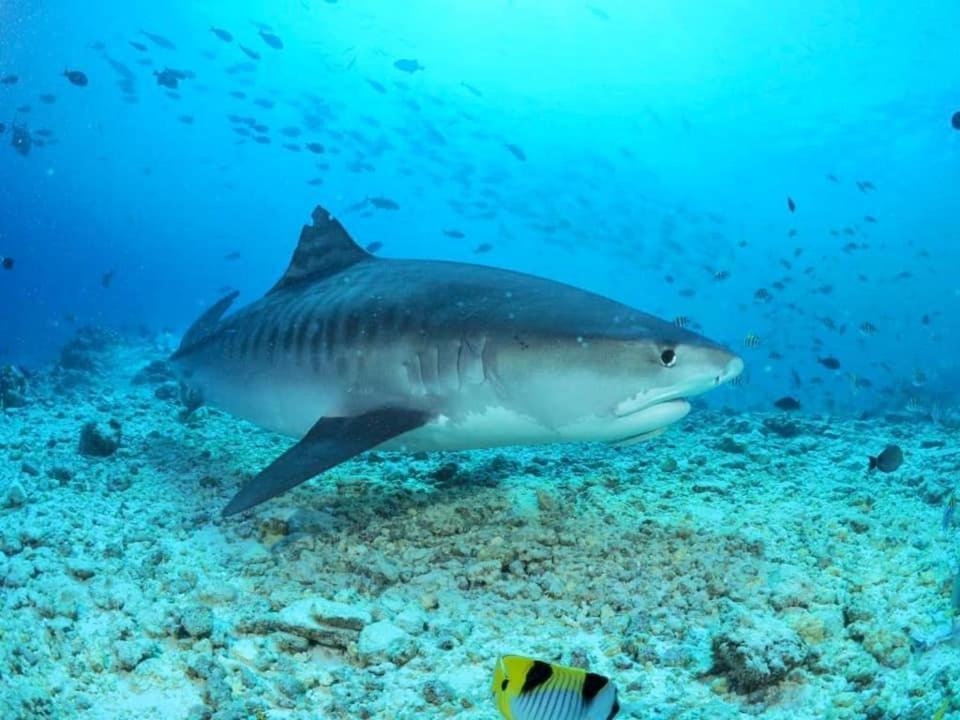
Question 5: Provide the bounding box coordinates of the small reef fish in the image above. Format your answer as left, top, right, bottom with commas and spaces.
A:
259, 29, 284, 49
0, 74, 18, 84
817, 356, 841, 370
63, 69, 88, 86
743, 334, 761, 348
944, 493, 957, 532
1, 256, 13, 270
101, 270, 115, 288
210, 27, 233, 43
787, 196, 796, 212
492, 655, 620, 720
952, 111, 960, 130
393, 58, 423, 73
504, 143, 527, 161
239, 45, 261, 60
868, 444, 903, 473
773, 396, 801, 411
139, 29, 176, 50
369, 196, 399, 210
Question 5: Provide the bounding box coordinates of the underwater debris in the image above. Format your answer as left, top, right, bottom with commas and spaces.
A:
492, 656, 620, 720
868, 444, 903, 473
63, 69, 88, 86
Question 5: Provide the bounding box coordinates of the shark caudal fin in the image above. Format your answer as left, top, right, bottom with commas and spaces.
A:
266, 205, 372, 295
222, 406, 431, 516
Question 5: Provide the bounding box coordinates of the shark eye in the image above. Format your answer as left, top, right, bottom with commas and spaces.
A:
660, 348, 677, 367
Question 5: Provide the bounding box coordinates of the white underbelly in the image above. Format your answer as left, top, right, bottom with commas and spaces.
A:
378, 399, 691, 452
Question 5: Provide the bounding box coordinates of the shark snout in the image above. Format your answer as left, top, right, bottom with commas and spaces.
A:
715, 355, 745, 385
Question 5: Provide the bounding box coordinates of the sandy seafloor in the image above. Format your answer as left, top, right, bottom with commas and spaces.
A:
1, 330, 959, 720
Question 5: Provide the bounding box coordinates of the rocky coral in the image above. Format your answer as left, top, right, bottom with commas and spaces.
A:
78, 419, 122, 457
710, 615, 810, 692
0, 340, 958, 719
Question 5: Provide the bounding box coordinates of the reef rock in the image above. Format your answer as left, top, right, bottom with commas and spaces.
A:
0, 364, 28, 409
78, 420, 122, 457
711, 615, 810, 692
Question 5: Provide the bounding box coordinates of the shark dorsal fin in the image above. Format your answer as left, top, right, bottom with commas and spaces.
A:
268, 206, 371, 294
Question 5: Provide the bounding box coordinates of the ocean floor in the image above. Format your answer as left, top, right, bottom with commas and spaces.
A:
1, 329, 958, 720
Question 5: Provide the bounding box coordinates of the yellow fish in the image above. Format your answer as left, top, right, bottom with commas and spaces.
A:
492, 655, 620, 720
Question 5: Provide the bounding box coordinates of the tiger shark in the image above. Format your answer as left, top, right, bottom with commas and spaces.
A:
172, 205, 743, 516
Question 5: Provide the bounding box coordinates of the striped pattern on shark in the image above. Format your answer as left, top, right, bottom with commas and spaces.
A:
172, 205, 743, 516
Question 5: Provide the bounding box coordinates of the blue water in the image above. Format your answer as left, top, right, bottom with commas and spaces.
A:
2, 0, 959, 415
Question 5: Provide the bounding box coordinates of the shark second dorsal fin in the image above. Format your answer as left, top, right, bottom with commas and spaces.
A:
268, 205, 371, 294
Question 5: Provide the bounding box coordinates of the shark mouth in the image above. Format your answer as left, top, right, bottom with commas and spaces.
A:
611, 398, 691, 446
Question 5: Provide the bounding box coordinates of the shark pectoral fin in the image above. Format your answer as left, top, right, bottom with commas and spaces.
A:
222, 407, 431, 517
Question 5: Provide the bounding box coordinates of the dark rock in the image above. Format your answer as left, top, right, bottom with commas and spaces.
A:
429, 462, 460, 484
154, 382, 179, 400
47, 466, 74, 484
20, 461, 39, 477
0, 365, 28, 409
711, 620, 809, 692
717, 436, 747, 454
58, 326, 119, 372
78, 420, 122, 457
762, 417, 802, 439
133, 360, 176, 385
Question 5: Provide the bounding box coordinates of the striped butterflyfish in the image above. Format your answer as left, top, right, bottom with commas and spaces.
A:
492, 655, 620, 720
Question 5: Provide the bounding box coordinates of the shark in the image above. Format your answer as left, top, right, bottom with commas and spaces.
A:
172, 205, 744, 516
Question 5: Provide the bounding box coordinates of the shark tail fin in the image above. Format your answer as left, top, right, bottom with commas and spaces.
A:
267, 205, 372, 295
171, 290, 239, 359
